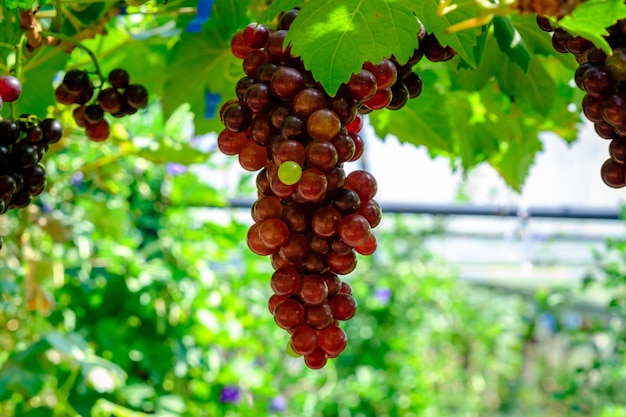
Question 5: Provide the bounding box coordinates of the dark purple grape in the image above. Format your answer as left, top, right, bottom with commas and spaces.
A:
124, 84, 149, 109
609, 138, 626, 164
601, 158, 626, 188
0, 175, 17, 196
39, 119, 63, 144
84, 104, 105, 124
422, 34, 455, 62
536, 15, 553, 32
279, 9, 298, 30
0, 120, 20, 145
25, 164, 46, 189
62, 70, 90, 96
109, 68, 130, 89
403, 72, 423, 99
98, 88, 124, 113
387, 82, 409, 110
13, 144, 38, 169
25, 126, 43, 144
582, 66, 615, 98
236, 77, 257, 100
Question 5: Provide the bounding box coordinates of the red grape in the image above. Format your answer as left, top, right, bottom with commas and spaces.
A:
271, 266, 301, 295
298, 274, 329, 305
318, 324, 347, 357
0, 75, 22, 102
291, 325, 318, 355
329, 293, 357, 320
274, 298, 304, 330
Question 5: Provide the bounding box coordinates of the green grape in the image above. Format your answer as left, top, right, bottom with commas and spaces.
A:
277, 161, 302, 185
286, 340, 302, 358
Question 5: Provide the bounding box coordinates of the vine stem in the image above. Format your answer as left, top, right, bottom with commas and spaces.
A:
40, 30, 106, 86
9, 33, 28, 119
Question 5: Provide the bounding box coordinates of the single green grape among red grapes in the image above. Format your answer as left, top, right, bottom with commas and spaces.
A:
277, 160, 302, 185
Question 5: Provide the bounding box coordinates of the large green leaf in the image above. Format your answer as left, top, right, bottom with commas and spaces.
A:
486, 34, 557, 115
492, 16, 530, 73
369, 71, 454, 154
412, 0, 481, 67
204, 0, 252, 39
488, 119, 543, 192
163, 30, 241, 134
287, 0, 420, 96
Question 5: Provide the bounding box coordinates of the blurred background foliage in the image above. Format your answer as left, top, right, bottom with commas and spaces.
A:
0, 101, 626, 416
1, 1, 626, 416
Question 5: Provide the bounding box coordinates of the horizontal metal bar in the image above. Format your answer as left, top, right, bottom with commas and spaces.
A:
225, 198, 623, 221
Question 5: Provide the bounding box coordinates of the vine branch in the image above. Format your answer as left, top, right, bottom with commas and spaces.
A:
40, 30, 106, 86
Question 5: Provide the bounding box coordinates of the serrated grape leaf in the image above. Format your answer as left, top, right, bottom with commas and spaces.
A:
411, 0, 481, 68
163, 30, 241, 134
488, 120, 543, 192
492, 16, 530, 73
558, 0, 626, 55
286, 0, 420, 96
447, 93, 501, 169
486, 34, 556, 115
369, 71, 454, 154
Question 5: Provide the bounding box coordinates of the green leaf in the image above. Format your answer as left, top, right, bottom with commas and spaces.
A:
487, 34, 557, 115
2, 0, 49, 9
369, 71, 454, 154
163, 30, 242, 134
287, 0, 420, 96
488, 120, 543, 192
204, 0, 252, 39
558, 0, 626, 55
411, 0, 481, 67
492, 16, 530, 73
169, 171, 224, 206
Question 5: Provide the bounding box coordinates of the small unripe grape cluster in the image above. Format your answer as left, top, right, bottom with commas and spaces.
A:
219, 9, 453, 369
55, 68, 148, 142
538, 16, 626, 188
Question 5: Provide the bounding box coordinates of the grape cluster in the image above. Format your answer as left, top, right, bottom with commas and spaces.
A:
0, 117, 62, 213
54, 68, 148, 142
0, 74, 62, 250
218, 10, 454, 369
538, 16, 626, 188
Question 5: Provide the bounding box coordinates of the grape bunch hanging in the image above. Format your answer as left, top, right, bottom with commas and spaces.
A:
55, 68, 148, 142
537, 16, 626, 188
217, 9, 455, 369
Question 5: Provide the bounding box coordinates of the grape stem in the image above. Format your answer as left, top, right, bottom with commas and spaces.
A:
40, 30, 106, 88
9, 33, 28, 119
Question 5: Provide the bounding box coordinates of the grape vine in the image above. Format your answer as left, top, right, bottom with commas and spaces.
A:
217, 8, 456, 368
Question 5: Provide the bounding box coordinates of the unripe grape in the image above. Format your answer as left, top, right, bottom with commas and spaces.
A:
277, 161, 302, 185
